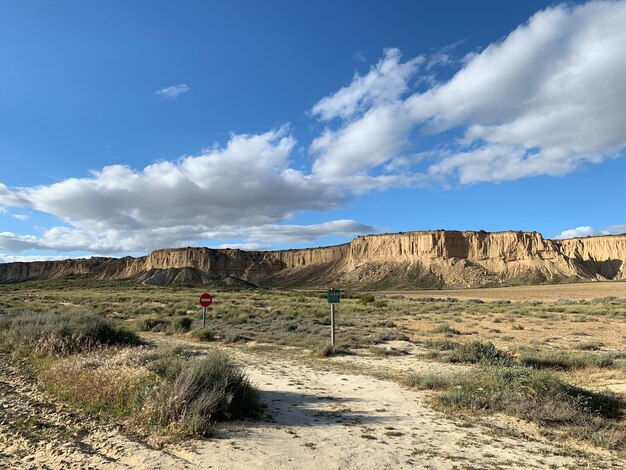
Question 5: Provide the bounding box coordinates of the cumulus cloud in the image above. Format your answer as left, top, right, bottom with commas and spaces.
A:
0, 128, 375, 254
310, 0, 626, 185
556, 224, 626, 240
12, 214, 29, 221
155, 83, 190, 99
311, 48, 423, 122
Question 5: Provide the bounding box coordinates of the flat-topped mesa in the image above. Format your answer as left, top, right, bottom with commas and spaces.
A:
0, 230, 625, 287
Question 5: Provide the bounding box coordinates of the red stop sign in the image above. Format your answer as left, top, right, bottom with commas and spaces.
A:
199, 293, 213, 307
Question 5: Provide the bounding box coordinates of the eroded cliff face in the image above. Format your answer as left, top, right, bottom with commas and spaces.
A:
1, 230, 625, 288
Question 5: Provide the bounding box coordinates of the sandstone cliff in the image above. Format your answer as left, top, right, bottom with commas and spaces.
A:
1, 230, 625, 288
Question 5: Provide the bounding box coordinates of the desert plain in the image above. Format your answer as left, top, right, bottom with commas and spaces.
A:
1, 279, 626, 469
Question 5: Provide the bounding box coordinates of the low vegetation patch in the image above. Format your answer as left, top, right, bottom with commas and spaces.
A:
0, 310, 140, 357
423, 340, 513, 366
405, 366, 626, 450
431, 323, 462, 335
519, 350, 624, 370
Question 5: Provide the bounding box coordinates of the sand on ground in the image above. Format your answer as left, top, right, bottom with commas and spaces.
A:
2, 334, 623, 470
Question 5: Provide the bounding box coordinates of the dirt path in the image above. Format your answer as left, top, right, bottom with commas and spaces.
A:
1, 341, 624, 469
384, 281, 626, 302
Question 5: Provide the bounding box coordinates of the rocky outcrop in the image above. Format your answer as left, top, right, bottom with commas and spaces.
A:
1, 230, 625, 288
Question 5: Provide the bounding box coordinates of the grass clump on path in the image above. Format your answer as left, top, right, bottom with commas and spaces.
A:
148, 350, 262, 437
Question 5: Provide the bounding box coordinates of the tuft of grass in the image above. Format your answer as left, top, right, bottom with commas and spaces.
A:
374, 329, 409, 343
150, 351, 262, 437
423, 339, 461, 351
315, 343, 353, 357
403, 372, 458, 390
223, 333, 250, 344
431, 323, 462, 335
575, 341, 604, 351
168, 316, 193, 333
0, 310, 140, 357
444, 341, 513, 366
134, 316, 170, 332
191, 328, 215, 342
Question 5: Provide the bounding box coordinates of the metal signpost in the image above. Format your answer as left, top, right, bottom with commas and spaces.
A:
327, 288, 340, 346
198, 293, 213, 328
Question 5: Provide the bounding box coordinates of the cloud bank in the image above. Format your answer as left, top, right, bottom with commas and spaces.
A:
2, 1, 626, 256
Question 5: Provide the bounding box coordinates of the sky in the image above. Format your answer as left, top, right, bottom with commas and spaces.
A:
1, 0, 625, 262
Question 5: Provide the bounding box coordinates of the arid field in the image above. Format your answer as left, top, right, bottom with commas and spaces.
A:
1, 280, 626, 469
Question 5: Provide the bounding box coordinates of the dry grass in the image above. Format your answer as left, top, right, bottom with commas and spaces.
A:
40, 349, 150, 420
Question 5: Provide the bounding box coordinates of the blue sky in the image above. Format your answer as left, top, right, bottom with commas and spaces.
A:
1, 0, 625, 261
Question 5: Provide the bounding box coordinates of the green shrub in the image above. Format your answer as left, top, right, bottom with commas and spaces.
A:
152, 351, 262, 436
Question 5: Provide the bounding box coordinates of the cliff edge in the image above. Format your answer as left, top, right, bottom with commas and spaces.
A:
1, 230, 625, 288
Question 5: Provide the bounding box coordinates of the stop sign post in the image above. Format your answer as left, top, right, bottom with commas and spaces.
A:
199, 293, 213, 327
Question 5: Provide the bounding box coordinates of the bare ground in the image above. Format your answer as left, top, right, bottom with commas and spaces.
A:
1, 335, 624, 470
384, 281, 626, 302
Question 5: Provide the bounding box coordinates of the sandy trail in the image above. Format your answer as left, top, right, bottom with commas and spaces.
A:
1, 339, 623, 469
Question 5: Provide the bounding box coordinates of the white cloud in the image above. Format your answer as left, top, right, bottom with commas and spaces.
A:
0, 126, 379, 254
556, 223, 626, 239
556, 226, 600, 239
310, 1, 626, 186
311, 48, 423, 122
12, 214, 30, 221
155, 83, 190, 99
